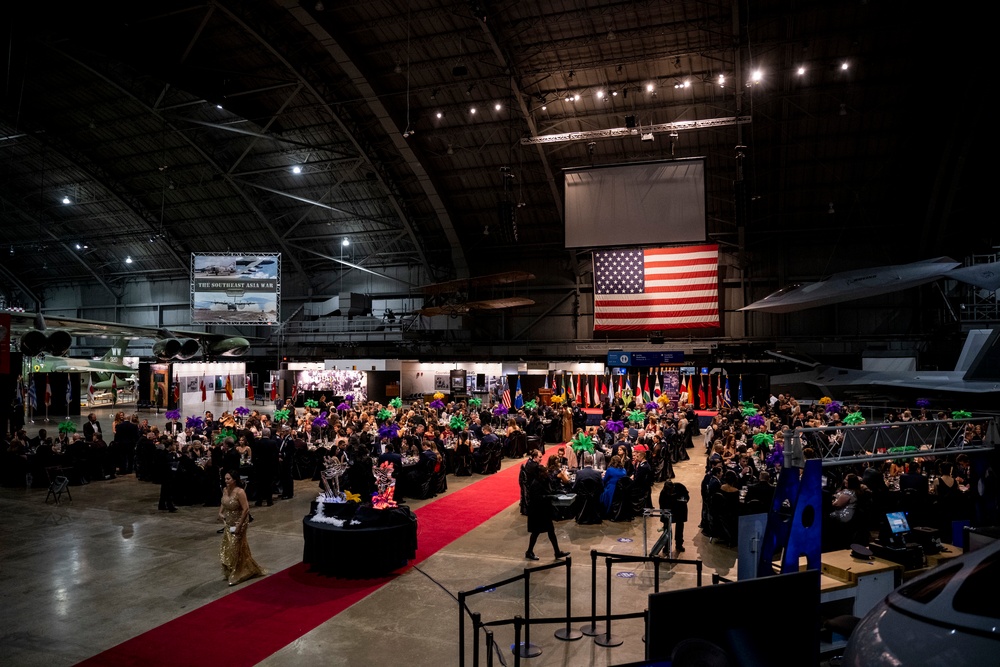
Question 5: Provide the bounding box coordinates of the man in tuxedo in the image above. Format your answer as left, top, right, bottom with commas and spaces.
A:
163, 417, 183, 437
475, 424, 499, 471
519, 449, 543, 515
83, 413, 102, 443
253, 428, 279, 506
632, 445, 654, 508
277, 427, 296, 499
115, 415, 140, 475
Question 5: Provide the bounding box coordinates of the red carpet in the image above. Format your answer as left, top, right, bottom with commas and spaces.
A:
77, 446, 560, 667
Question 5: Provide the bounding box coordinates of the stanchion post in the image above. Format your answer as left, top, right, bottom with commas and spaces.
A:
513, 615, 523, 667
580, 549, 600, 636
516, 569, 542, 658
485, 629, 494, 667
595, 557, 623, 647
459, 591, 467, 667
471, 611, 481, 667
696, 560, 703, 587
554, 556, 583, 641
654, 559, 660, 594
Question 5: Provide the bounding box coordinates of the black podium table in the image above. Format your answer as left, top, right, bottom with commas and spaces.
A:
302, 504, 417, 577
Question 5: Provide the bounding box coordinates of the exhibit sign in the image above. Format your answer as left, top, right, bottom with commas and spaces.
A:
605, 351, 685, 367
190, 253, 280, 325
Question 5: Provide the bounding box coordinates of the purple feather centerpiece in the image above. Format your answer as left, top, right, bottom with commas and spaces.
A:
429, 399, 445, 410
493, 404, 509, 417
645, 401, 658, 411
312, 412, 329, 429
344, 394, 354, 404
234, 406, 250, 417
606, 420, 624, 433
186, 416, 205, 430
746, 413, 765, 428
336, 402, 350, 411
165, 409, 181, 420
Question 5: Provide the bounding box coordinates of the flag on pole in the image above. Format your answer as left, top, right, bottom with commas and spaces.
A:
642, 374, 651, 402
173, 382, 181, 405
66, 376, 73, 405
514, 376, 524, 410
15, 376, 23, 407
738, 375, 743, 404
501, 376, 511, 409
679, 374, 688, 404
559, 373, 566, 397
723, 375, 732, 409
567, 373, 575, 400
246, 377, 255, 401
654, 371, 662, 397
593, 375, 599, 406
698, 373, 707, 409
270, 380, 277, 402
623, 374, 633, 405
291, 380, 298, 404
225, 374, 234, 401
28, 375, 37, 410
600, 376, 607, 399
111, 374, 118, 406
592, 244, 720, 331
44, 375, 52, 407
716, 372, 722, 409
200, 377, 207, 402
576, 374, 582, 406
544, 374, 550, 390
617, 373, 623, 398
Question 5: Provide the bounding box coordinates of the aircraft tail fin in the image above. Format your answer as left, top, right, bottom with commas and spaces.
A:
103, 337, 127, 365
959, 329, 1000, 379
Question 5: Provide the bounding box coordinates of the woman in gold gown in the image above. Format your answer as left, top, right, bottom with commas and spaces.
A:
218, 470, 264, 586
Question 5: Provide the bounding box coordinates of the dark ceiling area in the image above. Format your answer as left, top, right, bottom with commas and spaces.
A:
0, 1, 987, 322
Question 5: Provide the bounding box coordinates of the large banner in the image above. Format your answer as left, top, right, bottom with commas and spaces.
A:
191, 253, 280, 325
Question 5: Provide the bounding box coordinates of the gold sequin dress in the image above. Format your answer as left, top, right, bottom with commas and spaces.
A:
220, 491, 264, 586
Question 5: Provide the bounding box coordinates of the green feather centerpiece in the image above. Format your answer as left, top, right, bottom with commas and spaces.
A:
843, 411, 865, 425
570, 431, 595, 454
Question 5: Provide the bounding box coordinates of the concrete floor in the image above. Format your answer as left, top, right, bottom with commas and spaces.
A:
1, 402, 738, 667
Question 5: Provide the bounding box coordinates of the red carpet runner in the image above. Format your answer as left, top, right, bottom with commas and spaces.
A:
78, 447, 558, 667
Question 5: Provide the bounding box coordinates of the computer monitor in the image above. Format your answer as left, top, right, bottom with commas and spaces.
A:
887, 511, 910, 535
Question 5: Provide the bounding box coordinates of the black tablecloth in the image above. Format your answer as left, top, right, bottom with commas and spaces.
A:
302, 504, 417, 576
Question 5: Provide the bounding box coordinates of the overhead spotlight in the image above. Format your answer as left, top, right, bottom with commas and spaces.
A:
342, 238, 350, 246
841, 61, 849, 70
470, 107, 477, 114
541, 104, 547, 110
751, 70, 762, 83
149, 236, 155, 243
828, 202, 835, 214
494, 103, 502, 111
596, 90, 604, 99
611, 90, 618, 97
483, 225, 490, 236
314, 0, 324, 10
564, 96, 571, 102
646, 83, 654, 92
292, 165, 302, 174
436, 112, 443, 119
125, 256, 133, 264
168, 181, 176, 190
573, 94, 580, 101
216, 104, 223, 109
718, 74, 725, 85
83, 244, 89, 249
684, 80, 691, 88
75, 243, 82, 250
797, 66, 806, 76
62, 196, 72, 204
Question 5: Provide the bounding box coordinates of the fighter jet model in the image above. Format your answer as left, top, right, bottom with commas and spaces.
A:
741, 257, 1000, 314
769, 328, 1000, 403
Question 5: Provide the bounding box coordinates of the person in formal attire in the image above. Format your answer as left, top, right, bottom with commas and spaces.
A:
155, 440, 178, 512
82, 413, 102, 443
253, 428, 279, 506
115, 414, 140, 474
599, 455, 628, 516
277, 427, 296, 499
519, 449, 543, 515
524, 464, 569, 561
632, 445, 654, 509
899, 461, 929, 494
218, 470, 264, 586
561, 405, 574, 443
658, 479, 690, 552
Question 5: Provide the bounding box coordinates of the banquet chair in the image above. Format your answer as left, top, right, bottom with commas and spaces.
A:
607, 477, 636, 522
574, 477, 603, 525
507, 431, 527, 458
45, 469, 72, 504
487, 445, 504, 474
453, 444, 473, 476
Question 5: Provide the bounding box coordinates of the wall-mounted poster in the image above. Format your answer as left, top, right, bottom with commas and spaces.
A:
191, 253, 280, 325
150, 363, 170, 408
294, 369, 367, 402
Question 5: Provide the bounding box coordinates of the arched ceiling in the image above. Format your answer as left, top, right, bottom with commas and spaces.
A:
0, 0, 986, 310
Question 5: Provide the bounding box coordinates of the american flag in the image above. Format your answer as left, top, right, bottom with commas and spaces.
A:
593, 244, 719, 331
501, 377, 511, 409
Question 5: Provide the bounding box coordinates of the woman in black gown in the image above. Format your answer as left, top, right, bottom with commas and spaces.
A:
525, 465, 570, 561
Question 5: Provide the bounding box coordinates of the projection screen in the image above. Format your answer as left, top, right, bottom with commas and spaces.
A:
564, 158, 706, 248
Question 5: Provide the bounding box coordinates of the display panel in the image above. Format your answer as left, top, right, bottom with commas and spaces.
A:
191, 253, 280, 325
564, 158, 706, 248
295, 369, 367, 402
887, 511, 911, 535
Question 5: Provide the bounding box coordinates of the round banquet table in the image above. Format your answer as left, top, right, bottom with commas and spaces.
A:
302, 503, 417, 577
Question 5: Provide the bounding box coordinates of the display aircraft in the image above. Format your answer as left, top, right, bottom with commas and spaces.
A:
417, 270, 536, 316
233, 257, 277, 278
4, 311, 251, 363
768, 328, 1000, 404
740, 257, 1000, 314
